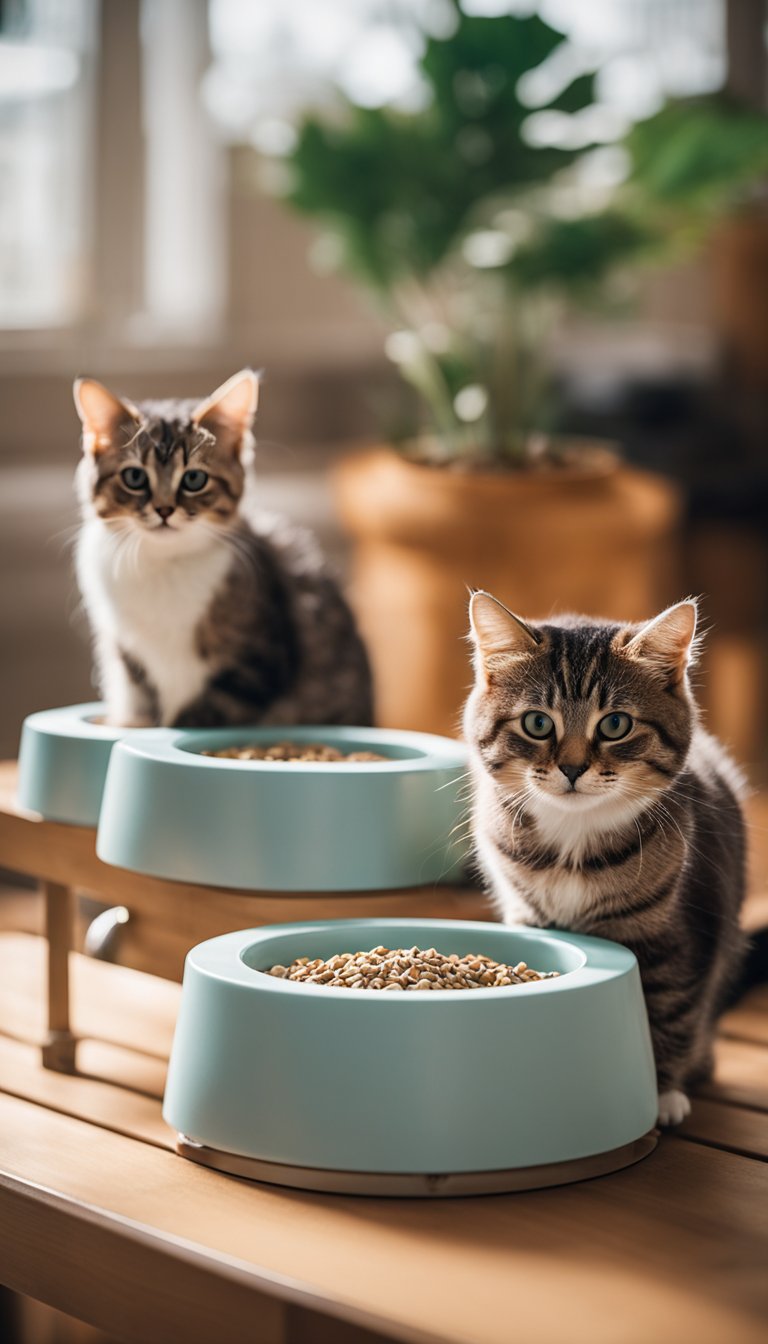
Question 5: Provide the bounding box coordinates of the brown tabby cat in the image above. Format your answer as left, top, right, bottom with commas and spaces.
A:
464, 590, 747, 1126
74, 370, 373, 728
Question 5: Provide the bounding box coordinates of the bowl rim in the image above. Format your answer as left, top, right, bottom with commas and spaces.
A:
111, 725, 468, 775
20, 702, 168, 743
185, 919, 637, 1000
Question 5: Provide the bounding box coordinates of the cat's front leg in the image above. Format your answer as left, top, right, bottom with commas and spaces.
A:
640, 980, 702, 1127
472, 827, 540, 925
98, 640, 157, 727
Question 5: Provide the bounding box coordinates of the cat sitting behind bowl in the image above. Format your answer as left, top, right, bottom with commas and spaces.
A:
463, 590, 747, 1128
73, 370, 373, 729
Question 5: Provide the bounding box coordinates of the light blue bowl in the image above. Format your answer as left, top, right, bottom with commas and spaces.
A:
97, 727, 468, 891
163, 918, 658, 1194
16, 703, 164, 827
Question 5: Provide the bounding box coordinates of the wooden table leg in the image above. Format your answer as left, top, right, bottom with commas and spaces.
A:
41, 882, 77, 1073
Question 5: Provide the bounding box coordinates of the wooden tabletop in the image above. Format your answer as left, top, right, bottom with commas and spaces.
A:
0, 931, 767, 1344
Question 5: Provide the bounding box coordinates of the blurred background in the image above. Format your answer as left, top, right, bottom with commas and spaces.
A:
1, 0, 766, 780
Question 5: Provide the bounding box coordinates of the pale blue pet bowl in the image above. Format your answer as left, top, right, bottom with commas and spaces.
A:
164, 918, 658, 1196
16, 703, 158, 827
97, 727, 468, 891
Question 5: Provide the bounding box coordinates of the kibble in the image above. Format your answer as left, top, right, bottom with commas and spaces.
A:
202, 741, 388, 763
264, 946, 559, 991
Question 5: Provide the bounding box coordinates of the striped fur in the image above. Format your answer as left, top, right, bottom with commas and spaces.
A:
464, 592, 747, 1122
74, 373, 373, 728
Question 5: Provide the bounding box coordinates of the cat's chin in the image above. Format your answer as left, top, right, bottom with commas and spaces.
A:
129, 521, 216, 555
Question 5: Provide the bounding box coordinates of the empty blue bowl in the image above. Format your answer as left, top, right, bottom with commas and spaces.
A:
16, 703, 163, 827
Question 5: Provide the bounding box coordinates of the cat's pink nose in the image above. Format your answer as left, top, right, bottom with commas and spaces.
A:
155, 506, 175, 521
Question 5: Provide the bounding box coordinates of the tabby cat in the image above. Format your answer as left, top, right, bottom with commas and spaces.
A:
74, 370, 373, 728
464, 590, 747, 1126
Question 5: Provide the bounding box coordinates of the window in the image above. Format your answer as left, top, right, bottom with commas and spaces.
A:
0, 0, 96, 327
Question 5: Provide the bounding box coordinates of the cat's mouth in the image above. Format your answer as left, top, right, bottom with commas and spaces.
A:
144, 519, 180, 533
540, 789, 606, 811
529, 780, 606, 808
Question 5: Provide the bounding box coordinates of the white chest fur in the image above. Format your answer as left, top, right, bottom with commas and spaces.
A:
473, 825, 594, 924
472, 762, 652, 929
77, 520, 233, 724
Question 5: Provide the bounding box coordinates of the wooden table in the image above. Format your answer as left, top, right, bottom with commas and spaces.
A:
1, 764, 767, 1342
0, 934, 767, 1344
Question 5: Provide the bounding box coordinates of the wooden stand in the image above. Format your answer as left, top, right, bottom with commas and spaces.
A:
41, 882, 77, 1074
0, 762, 491, 1073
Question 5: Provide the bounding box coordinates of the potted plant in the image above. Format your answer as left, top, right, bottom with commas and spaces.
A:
273, 5, 768, 734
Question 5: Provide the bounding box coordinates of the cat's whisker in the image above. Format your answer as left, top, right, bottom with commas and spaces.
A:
614, 787, 733, 901
632, 814, 644, 876
47, 522, 83, 553
202, 523, 262, 575
434, 770, 473, 794
447, 815, 473, 843
447, 810, 472, 834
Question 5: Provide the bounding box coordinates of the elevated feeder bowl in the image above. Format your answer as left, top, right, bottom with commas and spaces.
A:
97, 726, 468, 891
16, 703, 156, 827
164, 918, 658, 1197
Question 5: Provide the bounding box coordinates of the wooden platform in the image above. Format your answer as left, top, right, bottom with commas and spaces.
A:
0, 932, 766, 1344
1, 762, 767, 1341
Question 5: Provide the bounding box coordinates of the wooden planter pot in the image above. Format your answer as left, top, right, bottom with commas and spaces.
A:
334, 446, 682, 736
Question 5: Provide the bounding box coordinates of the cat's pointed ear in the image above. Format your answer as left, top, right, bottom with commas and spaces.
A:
623, 600, 698, 685
73, 378, 139, 454
469, 591, 540, 679
192, 369, 259, 452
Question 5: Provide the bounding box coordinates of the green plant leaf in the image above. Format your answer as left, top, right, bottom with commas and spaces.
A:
420, 10, 566, 106
545, 72, 597, 115
627, 96, 768, 208
508, 211, 659, 292
274, 10, 768, 464
284, 8, 599, 285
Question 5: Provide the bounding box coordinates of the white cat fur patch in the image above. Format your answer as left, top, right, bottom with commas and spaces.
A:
77, 518, 232, 725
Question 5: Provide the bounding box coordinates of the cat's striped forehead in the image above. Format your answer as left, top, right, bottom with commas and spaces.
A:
127, 411, 208, 470
109, 401, 210, 468
134, 416, 201, 466
530, 620, 626, 708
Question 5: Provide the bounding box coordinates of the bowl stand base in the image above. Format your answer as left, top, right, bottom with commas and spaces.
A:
175, 1131, 658, 1197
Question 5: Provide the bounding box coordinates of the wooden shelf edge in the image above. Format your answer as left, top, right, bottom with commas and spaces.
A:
0, 1148, 438, 1344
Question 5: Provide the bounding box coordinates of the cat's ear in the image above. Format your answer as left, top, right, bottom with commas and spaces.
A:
192, 369, 259, 453
623, 600, 698, 685
469, 591, 540, 680
73, 378, 139, 454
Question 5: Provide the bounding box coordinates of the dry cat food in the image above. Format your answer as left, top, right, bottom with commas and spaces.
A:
202, 741, 388, 763
265, 946, 559, 991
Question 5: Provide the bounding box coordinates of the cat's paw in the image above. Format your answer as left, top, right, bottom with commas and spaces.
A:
657, 1089, 691, 1127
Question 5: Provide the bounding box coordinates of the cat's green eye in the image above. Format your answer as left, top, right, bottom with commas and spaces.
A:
521, 711, 555, 740
181, 469, 208, 493
120, 466, 149, 491
598, 712, 633, 741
